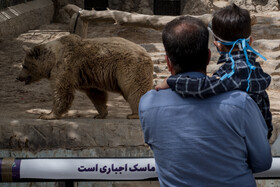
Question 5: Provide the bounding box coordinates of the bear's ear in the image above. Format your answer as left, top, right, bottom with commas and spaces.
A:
23, 45, 41, 59
30, 47, 41, 60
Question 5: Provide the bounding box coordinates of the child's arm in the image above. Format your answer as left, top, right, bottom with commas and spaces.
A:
155, 78, 169, 91
167, 74, 241, 98
167, 63, 271, 98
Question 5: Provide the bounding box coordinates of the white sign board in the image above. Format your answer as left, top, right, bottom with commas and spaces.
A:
20, 158, 157, 180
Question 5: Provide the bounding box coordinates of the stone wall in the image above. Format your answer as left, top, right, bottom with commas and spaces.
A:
64, 0, 279, 15
182, 0, 279, 15
0, 0, 54, 40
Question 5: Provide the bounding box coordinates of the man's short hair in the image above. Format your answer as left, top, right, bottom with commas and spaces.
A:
212, 3, 251, 41
162, 16, 209, 73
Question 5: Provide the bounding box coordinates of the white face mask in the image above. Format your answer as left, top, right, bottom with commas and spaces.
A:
208, 26, 250, 42
207, 25, 250, 51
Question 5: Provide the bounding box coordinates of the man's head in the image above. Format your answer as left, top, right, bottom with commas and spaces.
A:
212, 3, 251, 42
162, 16, 209, 74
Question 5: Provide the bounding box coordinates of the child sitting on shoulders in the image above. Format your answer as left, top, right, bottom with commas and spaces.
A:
156, 3, 272, 139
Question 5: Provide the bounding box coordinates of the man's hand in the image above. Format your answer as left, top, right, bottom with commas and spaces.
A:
155, 78, 170, 91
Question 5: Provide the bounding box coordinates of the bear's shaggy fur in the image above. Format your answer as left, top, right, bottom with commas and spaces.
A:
17, 34, 154, 119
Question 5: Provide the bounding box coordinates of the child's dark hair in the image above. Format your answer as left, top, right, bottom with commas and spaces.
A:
212, 3, 251, 41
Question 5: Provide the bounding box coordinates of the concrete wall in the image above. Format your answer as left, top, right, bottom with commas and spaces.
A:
0, 0, 54, 40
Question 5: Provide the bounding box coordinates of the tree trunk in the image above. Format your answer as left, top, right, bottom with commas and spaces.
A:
64, 4, 212, 38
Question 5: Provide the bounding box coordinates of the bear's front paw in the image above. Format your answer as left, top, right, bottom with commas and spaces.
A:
39, 112, 60, 120
94, 113, 108, 119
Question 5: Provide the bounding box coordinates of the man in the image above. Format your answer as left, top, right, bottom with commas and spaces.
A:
155, 4, 273, 139
139, 16, 272, 187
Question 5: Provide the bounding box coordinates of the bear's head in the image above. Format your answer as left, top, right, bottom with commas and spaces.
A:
17, 45, 50, 85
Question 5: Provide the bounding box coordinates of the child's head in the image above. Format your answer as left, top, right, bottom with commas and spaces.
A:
212, 3, 251, 42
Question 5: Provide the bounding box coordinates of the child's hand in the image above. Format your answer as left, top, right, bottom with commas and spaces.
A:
155, 78, 170, 91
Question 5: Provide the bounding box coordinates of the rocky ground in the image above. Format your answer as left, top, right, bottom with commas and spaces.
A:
0, 11, 280, 186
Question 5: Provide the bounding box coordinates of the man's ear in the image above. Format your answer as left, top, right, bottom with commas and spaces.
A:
166, 55, 171, 72
165, 55, 175, 75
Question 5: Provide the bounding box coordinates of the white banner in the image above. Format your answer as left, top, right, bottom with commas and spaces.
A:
2, 157, 278, 181
20, 158, 157, 180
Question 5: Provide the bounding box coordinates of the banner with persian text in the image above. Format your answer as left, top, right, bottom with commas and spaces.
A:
0, 158, 157, 181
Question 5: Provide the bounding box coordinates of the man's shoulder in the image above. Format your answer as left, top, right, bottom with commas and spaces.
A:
139, 89, 174, 111
214, 90, 252, 108
139, 89, 252, 111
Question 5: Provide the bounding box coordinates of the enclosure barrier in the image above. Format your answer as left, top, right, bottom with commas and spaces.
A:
0, 157, 280, 184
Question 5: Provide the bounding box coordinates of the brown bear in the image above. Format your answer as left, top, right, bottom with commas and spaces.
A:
17, 34, 154, 120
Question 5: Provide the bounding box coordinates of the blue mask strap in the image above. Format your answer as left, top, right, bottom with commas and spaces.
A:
219, 39, 240, 81
218, 38, 267, 92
